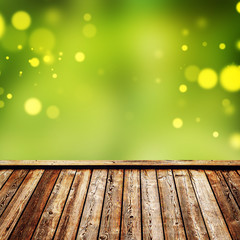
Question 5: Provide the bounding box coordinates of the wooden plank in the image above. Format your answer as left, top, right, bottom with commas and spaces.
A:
121, 169, 141, 240
222, 170, 240, 207
157, 169, 186, 240
0, 169, 13, 189
141, 169, 164, 240
206, 170, 240, 239
173, 170, 209, 240
54, 169, 91, 240
99, 169, 124, 239
0, 169, 44, 239
32, 169, 75, 240
9, 169, 60, 240
0, 169, 28, 216
189, 170, 231, 240
1, 160, 240, 167
76, 169, 108, 239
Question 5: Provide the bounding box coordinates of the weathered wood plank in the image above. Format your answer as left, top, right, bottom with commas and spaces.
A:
206, 170, 240, 239
0, 169, 28, 216
99, 169, 124, 239
1, 160, 240, 166
121, 169, 141, 240
141, 169, 164, 240
173, 170, 209, 240
222, 170, 240, 207
0, 169, 44, 239
0, 169, 13, 189
9, 169, 60, 240
32, 169, 76, 240
189, 170, 231, 240
54, 169, 91, 240
76, 169, 108, 240
157, 169, 186, 240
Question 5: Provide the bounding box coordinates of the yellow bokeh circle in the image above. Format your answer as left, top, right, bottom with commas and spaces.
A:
0, 100, 4, 108
29, 28, 55, 52
12, 11, 31, 30
184, 65, 200, 82
83, 24, 96, 38
29, 57, 40, 67
83, 13, 92, 22
236, 2, 240, 14
172, 118, 183, 129
0, 14, 5, 38
219, 43, 226, 50
7, 93, 13, 99
198, 68, 218, 89
181, 44, 188, 52
24, 98, 42, 115
213, 131, 219, 138
46, 105, 60, 119
230, 133, 240, 149
179, 84, 187, 93
75, 52, 85, 62
220, 65, 240, 92
236, 40, 240, 50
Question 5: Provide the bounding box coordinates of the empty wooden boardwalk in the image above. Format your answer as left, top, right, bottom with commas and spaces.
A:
0, 160, 240, 239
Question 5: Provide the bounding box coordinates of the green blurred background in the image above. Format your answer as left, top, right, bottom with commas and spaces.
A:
0, 0, 240, 160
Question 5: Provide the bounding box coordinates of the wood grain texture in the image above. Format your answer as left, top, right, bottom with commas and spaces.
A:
54, 169, 91, 240
222, 170, 240, 207
206, 170, 240, 239
0, 169, 13, 189
1, 160, 240, 166
77, 169, 108, 240
0, 167, 238, 239
173, 170, 209, 240
0, 169, 44, 239
9, 169, 60, 240
189, 170, 231, 240
141, 169, 164, 240
98, 169, 124, 240
32, 169, 76, 240
157, 169, 186, 240
121, 169, 141, 240
0, 169, 28, 216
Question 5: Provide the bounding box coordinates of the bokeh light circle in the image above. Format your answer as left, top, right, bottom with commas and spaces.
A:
29, 57, 40, 67
179, 84, 187, 93
213, 131, 219, 138
230, 133, 240, 149
0, 100, 4, 108
11, 11, 31, 30
236, 40, 240, 50
29, 28, 55, 53
184, 65, 200, 82
7, 93, 13, 99
220, 65, 240, 92
172, 118, 183, 128
24, 98, 42, 115
82, 24, 96, 38
0, 14, 5, 38
0, 87, 4, 95
236, 2, 240, 14
181, 44, 188, 51
75, 52, 85, 62
219, 43, 226, 50
46, 105, 60, 119
43, 54, 54, 64
198, 68, 218, 89
83, 13, 92, 22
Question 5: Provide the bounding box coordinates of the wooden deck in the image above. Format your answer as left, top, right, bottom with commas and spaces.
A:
0, 161, 240, 239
